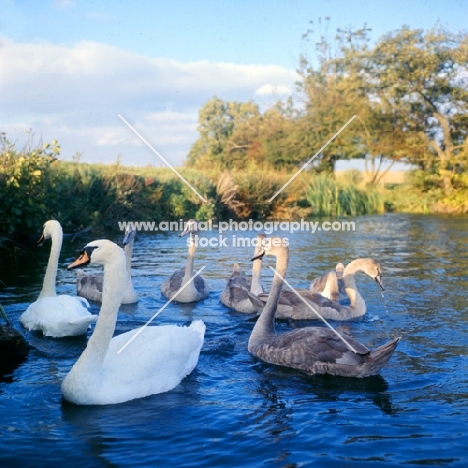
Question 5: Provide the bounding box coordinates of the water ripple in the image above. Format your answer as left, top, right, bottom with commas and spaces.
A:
1, 214, 468, 467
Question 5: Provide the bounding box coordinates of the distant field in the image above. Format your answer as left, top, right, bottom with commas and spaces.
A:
335, 170, 407, 185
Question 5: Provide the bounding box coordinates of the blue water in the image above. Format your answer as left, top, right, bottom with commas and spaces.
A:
1, 214, 468, 467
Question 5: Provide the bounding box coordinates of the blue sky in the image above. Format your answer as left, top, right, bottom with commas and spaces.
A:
1, 0, 467, 168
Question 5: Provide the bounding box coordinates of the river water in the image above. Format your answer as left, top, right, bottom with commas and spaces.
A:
1, 213, 467, 467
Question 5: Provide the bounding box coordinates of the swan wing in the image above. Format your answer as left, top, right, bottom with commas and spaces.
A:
20, 295, 96, 337
98, 321, 205, 403
254, 327, 370, 370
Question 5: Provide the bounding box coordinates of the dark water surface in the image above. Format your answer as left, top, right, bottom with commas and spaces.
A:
1, 214, 467, 467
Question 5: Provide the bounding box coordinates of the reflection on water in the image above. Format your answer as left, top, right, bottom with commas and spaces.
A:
1, 214, 468, 467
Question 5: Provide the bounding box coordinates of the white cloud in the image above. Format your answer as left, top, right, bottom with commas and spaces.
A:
255, 83, 293, 96
0, 37, 297, 165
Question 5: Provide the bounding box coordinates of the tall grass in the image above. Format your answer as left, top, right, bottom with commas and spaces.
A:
305, 173, 385, 216
1, 136, 401, 239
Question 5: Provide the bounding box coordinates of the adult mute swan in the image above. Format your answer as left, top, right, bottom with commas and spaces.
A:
247, 237, 400, 378
250, 258, 384, 321
220, 234, 265, 313
64, 239, 206, 405
76, 226, 138, 304
19, 220, 96, 337
161, 219, 209, 303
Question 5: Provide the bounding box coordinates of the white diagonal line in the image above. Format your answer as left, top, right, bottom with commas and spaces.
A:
118, 114, 207, 203
268, 265, 358, 353
117, 266, 206, 354
268, 115, 356, 202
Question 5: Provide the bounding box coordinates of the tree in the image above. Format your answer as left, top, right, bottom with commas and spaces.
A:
186, 24, 468, 194
367, 26, 468, 191
186, 96, 261, 170
298, 23, 468, 188
297, 22, 370, 174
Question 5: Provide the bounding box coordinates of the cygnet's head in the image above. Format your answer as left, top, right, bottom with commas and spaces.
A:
179, 219, 199, 237
251, 236, 289, 261
123, 226, 137, 246
335, 262, 345, 279
360, 258, 384, 291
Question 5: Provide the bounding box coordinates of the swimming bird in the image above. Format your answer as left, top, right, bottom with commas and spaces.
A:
220, 234, 265, 313
76, 226, 138, 304
251, 258, 385, 321
0, 303, 29, 373
310, 258, 383, 306
247, 237, 400, 378
309, 263, 346, 301
161, 219, 209, 303
19, 220, 96, 338
64, 239, 205, 405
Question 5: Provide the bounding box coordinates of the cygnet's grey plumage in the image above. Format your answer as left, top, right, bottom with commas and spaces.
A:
247, 237, 400, 378
76, 226, 138, 304
220, 235, 265, 313
251, 258, 384, 321
161, 219, 209, 303
309, 263, 346, 302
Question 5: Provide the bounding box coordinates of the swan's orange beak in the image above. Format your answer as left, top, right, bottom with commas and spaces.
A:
68, 250, 91, 270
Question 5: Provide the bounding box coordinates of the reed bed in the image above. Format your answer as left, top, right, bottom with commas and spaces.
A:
1, 137, 439, 239
305, 174, 385, 217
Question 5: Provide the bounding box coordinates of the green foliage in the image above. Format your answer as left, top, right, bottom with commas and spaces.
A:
4, 130, 463, 241
187, 97, 262, 169
394, 169, 468, 213
305, 173, 385, 216
0, 133, 61, 236
185, 24, 468, 193
4, 22, 468, 237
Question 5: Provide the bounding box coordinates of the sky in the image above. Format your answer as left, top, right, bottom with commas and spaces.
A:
1, 0, 467, 169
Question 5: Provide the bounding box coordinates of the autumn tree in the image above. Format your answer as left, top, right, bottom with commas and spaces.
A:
298, 23, 468, 187
187, 24, 468, 195
367, 25, 468, 192
186, 96, 261, 170
297, 24, 369, 173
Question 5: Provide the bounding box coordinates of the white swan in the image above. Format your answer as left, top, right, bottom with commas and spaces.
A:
220, 234, 264, 313
161, 219, 209, 303
76, 226, 138, 304
19, 220, 96, 337
247, 237, 400, 378
250, 258, 384, 321
64, 239, 206, 405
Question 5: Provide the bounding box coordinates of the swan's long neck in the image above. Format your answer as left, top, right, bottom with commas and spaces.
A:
38, 230, 62, 299
344, 259, 363, 276
124, 240, 133, 275
72, 256, 125, 375
250, 258, 263, 295
124, 239, 134, 289
249, 248, 288, 347
342, 269, 366, 314
321, 272, 338, 298
182, 234, 197, 286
